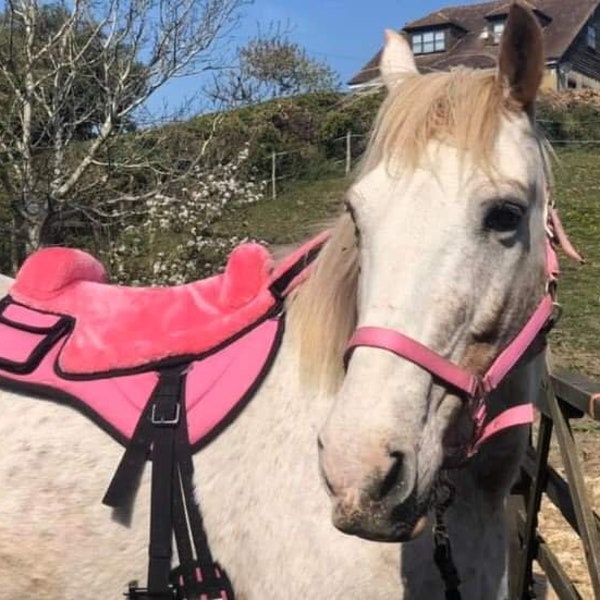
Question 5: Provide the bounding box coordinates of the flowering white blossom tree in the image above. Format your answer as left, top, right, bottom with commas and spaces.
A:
109, 146, 266, 285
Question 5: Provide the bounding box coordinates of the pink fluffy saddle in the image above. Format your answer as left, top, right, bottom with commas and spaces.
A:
11, 242, 292, 373
0, 234, 327, 447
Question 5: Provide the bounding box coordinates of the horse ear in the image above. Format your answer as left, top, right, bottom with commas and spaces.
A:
380, 29, 418, 90
497, 2, 544, 110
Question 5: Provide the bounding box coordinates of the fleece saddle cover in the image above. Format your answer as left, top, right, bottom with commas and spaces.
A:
0, 234, 327, 449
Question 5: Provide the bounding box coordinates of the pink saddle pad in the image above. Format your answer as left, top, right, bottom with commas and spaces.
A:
0, 299, 282, 447
0, 234, 328, 446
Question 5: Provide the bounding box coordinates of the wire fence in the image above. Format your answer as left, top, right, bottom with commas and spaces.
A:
264, 123, 600, 199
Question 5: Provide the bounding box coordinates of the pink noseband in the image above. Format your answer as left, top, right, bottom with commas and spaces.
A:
345, 207, 582, 456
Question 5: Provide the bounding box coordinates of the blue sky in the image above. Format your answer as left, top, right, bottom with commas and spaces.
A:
148, 0, 484, 116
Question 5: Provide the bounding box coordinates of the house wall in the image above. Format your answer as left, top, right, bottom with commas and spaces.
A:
541, 67, 558, 91
563, 5, 600, 88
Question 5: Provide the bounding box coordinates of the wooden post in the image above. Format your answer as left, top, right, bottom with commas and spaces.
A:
514, 412, 553, 599
346, 131, 352, 175
549, 389, 600, 597
271, 152, 277, 200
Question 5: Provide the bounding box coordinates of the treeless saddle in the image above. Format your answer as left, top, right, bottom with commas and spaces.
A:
0, 234, 327, 600
11, 242, 278, 374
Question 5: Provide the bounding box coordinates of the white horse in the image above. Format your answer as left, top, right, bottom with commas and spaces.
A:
0, 4, 551, 598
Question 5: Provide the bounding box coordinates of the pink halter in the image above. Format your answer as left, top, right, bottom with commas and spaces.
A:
345, 207, 583, 457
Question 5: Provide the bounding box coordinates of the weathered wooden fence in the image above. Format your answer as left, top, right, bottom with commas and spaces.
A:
509, 368, 600, 599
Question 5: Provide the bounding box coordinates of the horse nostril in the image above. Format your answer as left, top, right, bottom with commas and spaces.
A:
376, 451, 406, 501
317, 436, 325, 452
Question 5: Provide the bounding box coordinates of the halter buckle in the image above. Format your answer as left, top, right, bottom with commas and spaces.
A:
543, 302, 563, 335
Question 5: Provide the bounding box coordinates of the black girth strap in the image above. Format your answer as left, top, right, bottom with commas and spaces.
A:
103, 368, 231, 600
147, 368, 181, 595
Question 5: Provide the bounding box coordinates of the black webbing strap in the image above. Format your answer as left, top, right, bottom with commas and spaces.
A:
268, 241, 325, 300
103, 368, 183, 599
104, 368, 232, 600
169, 394, 232, 599
102, 372, 174, 509
147, 369, 183, 595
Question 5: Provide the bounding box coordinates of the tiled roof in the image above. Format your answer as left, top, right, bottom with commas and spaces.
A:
349, 0, 599, 86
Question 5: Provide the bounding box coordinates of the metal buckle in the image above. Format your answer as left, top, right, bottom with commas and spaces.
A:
551, 302, 563, 326
543, 302, 563, 335
151, 402, 180, 426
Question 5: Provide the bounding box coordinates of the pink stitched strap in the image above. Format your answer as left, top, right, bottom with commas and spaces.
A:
549, 208, 585, 264
346, 328, 480, 396
481, 294, 554, 394
546, 240, 559, 282
470, 404, 534, 454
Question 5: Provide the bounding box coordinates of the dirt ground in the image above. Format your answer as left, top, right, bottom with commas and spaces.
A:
531, 425, 600, 599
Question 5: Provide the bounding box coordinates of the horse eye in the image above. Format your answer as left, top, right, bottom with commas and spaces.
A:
484, 202, 526, 232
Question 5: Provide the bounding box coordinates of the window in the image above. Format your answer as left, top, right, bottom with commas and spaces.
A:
412, 30, 445, 54
492, 21, 505, 44
587, 25, 597, 50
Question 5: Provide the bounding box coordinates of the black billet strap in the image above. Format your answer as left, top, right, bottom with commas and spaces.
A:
170, 387, 233, 599
268, 241, 325, 300
147, 368, 184, 595
103, 373, 165, 508
103, 368, 185, 596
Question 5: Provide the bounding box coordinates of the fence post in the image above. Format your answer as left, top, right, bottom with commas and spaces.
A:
271, 152, 277, 200
346, 131, 352, 175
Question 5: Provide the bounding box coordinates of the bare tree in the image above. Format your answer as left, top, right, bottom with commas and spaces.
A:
0, 0, 248, 268
207, 23, 339, 108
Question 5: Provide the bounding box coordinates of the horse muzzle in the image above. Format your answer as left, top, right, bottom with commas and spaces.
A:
319, 440, 427, 542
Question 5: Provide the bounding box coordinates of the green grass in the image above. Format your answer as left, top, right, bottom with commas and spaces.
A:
550, 149, 600, 379
213, 175, 347, 246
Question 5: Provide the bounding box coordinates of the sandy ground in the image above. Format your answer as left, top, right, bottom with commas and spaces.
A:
530, 426, 599, 599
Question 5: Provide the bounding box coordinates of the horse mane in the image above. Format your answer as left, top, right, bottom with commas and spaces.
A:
288, 67, 543, 393
360, 68, 516, 175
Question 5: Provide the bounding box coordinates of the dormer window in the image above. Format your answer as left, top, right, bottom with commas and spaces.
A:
491, 20, 505, 44
412, 30, 446, 54
587, 25, 597, 50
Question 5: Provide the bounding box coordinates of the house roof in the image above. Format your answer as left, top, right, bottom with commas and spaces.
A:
349, 0, 599, 86
404, 11, 466, 30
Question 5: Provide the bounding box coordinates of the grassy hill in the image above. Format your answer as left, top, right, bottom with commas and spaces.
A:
214, 147, 600, 379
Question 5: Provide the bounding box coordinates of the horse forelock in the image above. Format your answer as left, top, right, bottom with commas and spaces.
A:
359, 67, 527, 177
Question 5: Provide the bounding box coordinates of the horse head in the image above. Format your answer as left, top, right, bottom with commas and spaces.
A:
292, 3, 550, 543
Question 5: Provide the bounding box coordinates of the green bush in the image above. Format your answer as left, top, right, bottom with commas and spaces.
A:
537, 98, 600, 145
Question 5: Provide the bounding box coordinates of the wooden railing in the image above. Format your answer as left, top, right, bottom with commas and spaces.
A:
509, 368, 600, 599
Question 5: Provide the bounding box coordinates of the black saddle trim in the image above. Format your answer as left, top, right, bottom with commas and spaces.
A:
0, 296, 70, 375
